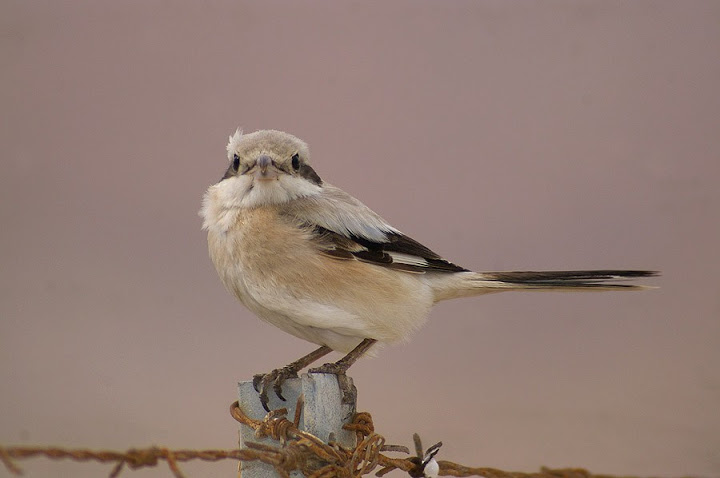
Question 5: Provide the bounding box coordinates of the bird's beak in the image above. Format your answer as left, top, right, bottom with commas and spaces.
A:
254, 155, 279, 181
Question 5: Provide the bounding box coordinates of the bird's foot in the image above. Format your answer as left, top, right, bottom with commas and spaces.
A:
252, 365, 300, 412
308, 362, 357, 405
252, 346, 334, 412
308, 361, 349, 375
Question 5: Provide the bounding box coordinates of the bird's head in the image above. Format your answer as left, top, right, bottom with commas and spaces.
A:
201, 129, 324, 232
211, 129, 324, 209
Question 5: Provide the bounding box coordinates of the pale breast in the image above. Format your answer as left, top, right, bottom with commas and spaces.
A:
207, 206, 435, 349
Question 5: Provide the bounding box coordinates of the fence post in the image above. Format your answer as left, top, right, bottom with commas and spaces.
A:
237, 373, 357, 478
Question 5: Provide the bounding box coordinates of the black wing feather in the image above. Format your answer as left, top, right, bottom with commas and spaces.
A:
309, 225, 468, 273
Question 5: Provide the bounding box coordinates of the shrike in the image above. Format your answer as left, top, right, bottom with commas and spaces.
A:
201, 129, 656, 410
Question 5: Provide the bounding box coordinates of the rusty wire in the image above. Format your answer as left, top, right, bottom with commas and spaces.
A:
0, 444, 252, 478
0, 400, 683, 478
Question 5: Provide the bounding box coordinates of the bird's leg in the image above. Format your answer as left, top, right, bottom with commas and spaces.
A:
253, 345, 332, 412
308, 338, 377, 405
309, 338, 376, 374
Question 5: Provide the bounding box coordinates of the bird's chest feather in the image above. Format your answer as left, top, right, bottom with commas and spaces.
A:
207, 207, 314, 300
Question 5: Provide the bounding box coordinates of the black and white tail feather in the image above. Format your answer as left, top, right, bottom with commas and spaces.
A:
468, 269, 657, 291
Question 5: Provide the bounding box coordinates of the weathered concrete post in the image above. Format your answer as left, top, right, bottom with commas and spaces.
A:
237, 373, 357, 477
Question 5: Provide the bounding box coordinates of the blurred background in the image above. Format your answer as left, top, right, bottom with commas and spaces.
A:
1, 1, 718, 477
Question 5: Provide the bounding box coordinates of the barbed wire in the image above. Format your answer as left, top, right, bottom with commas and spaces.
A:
0, 398, 677, 478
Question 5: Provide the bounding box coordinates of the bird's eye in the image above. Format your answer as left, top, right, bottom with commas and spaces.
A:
291, 153, 300, 171
232, 154, 240, 171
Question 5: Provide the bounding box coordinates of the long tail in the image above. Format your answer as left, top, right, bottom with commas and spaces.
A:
475, 270, 658, 290
434, 270, 658, 301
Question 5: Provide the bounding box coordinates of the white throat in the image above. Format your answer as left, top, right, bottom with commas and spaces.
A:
200, 174, 321, 233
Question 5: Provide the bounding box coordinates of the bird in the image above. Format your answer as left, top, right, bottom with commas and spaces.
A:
200, 128, 657, 411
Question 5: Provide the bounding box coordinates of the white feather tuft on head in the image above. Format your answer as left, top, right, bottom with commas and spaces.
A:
226, 128, 244, 161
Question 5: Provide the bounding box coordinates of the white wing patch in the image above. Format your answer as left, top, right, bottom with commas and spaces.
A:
388, 252, 429, 268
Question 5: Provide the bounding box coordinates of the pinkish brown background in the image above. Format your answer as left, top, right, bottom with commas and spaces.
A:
1, 1, 718, 477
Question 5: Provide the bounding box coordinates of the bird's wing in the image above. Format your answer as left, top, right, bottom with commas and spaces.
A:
283, 184, 468, 274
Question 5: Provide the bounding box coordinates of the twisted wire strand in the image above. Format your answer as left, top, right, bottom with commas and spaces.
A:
0, 401, 680, 478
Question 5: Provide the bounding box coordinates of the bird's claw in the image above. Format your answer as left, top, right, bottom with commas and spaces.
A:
308, 362, 357, 405
252, 373, 264, 393
252, 366, 299, 412
308, 362, 348, 375
274, 378, 286, 402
